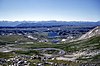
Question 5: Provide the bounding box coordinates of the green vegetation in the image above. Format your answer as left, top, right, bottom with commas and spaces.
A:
0, 52, 15, 59
14, 50, 40, 55
0, 35, 100, 63
44, 50, 59, 54
91, 54, 100, 61
76, 54, 100, 62
0, 35, 33, 43
1, 34, 99, 52
12, 36, 100, 52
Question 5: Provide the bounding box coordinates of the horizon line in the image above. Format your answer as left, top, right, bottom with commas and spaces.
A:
0, 20, 99, 22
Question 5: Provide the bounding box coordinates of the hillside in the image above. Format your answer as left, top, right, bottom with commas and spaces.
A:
0, 35, 34, 44
0, 26, 100, 64
78, 26, 100, 40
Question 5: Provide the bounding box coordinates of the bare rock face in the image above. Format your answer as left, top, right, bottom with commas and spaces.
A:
78, 26, 100, 40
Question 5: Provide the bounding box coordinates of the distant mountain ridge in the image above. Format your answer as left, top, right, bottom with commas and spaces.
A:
0, 21, 100, 27
0, 21, 21, 27
16, 21, 100, 27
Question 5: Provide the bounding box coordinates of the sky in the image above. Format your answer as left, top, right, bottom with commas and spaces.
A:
0, 0, 100, 21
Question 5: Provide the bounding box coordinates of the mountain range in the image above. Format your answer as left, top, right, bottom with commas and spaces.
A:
0, 21, 100, 27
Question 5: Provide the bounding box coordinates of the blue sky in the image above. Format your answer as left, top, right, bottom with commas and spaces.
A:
0, 0, 100, 21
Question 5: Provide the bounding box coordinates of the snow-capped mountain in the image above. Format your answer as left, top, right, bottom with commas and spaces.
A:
78, 26, 100, 40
